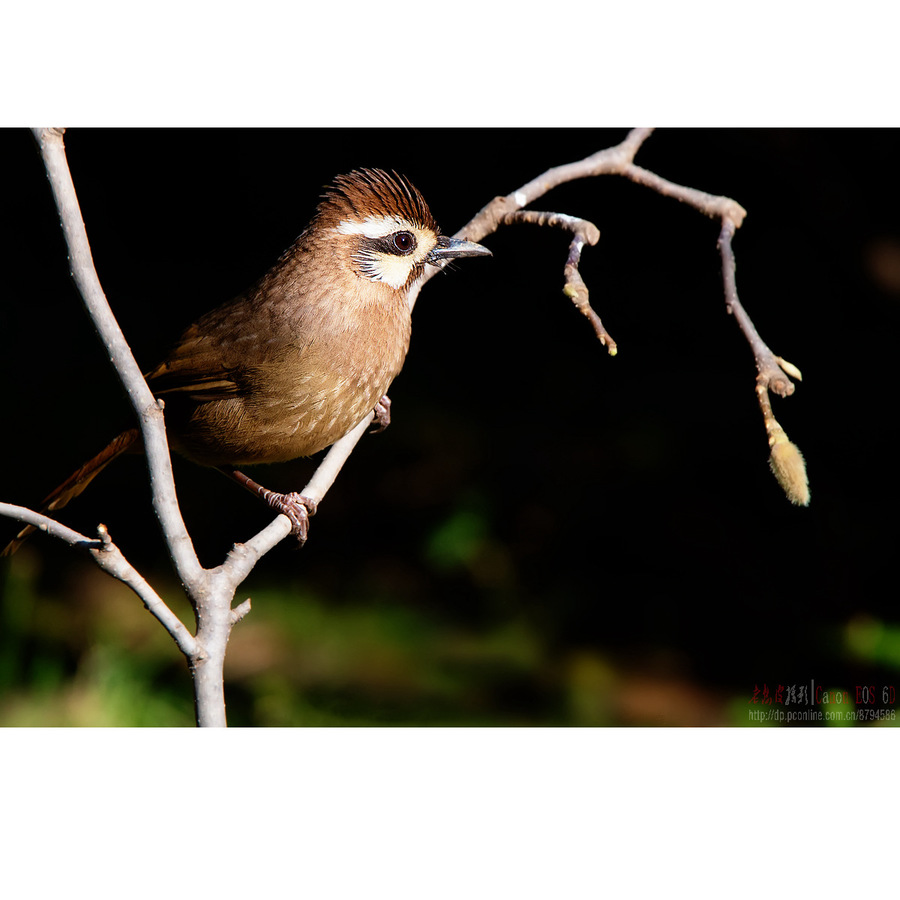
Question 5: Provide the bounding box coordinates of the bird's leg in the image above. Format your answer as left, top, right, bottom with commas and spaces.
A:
370, 394, 391, 433
219, 468, 318, 544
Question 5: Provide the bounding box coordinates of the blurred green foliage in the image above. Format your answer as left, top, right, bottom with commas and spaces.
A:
3, 506, 896, 726
845, 617, 900, 669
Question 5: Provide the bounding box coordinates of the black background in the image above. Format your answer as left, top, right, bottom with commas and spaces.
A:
1, 128, 897, 724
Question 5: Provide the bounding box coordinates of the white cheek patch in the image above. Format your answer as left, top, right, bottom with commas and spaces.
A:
335, 215, 413, 239
369, 253, 418, 290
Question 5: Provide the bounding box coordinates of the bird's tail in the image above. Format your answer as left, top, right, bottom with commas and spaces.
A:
2, 427, 141, 557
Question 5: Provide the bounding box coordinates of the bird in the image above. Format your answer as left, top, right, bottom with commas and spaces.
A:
3, 168, 491, 556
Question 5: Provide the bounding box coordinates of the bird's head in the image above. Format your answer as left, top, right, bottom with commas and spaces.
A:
311, 168, 491, 292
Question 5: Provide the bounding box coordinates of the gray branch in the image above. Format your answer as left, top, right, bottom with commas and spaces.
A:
0, 502, 199, 658
32, 128, 204, 585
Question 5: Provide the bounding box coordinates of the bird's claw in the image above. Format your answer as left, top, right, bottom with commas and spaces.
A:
267, 492, 317, 545
370, 394, 392, 433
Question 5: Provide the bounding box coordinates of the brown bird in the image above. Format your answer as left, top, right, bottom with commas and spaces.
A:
3, 168, 490, 555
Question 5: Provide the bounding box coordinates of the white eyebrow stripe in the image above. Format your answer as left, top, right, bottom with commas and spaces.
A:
335, 215, 412, 239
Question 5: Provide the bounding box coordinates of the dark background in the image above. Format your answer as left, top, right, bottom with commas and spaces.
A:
1, 128, 897, 726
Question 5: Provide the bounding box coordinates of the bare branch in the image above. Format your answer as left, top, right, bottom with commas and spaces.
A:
0, 502, 199, 656
409, 127, 747, 359
418, 128, 806, 506
415, 128, 656, 300
621, 164, 747, 226
718, 219, 794, 397
27, 129, 247, 725
0, 501, 103, 550
500, 209, 616, 355
31, 128, 204, 586
230, 599, 252, 626
302, 409, 377, 505
718, 219, 809, 505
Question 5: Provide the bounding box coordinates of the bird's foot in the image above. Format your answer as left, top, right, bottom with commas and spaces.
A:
370, 394, 391, 433
220, 467, 319, 547
265, 491, 318, 545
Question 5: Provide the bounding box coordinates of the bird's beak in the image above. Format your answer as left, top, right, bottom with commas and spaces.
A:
427, 234, 492, 265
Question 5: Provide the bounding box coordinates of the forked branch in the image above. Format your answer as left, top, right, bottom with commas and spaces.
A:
0, 501, 199, 658
22, 128, 282, 726
413, 127, 808, 506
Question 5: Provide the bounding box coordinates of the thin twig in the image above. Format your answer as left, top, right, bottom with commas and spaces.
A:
413, 128, 657, 311
719, 220, 809, 505
0, 501, 99, 550
500, 209, 616, 354
621, 164, 747, 226
230, 599, 252, 626
0, 502, 200, 656
301, 415, 374, 508
718, 219, 795, 397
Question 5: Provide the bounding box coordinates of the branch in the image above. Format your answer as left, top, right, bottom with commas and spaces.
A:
0, 502, 199, 658
719, 220, 809, 505
31, 128, 204, 585
499, 209, 615, 354
410, 127, 808, 506
412, 127, 657, 306
621, 163, 747, 226
617, 150, 807, 503
25, 129, 255, 726
718, 218, 794, 397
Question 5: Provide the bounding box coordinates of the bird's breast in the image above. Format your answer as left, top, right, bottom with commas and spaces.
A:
281, 297, 412, 456
174, 282, 413, 466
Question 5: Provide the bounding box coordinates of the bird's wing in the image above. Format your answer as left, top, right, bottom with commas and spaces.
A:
145, 324, 245, 402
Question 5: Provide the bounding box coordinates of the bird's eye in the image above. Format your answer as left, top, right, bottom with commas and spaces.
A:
392, 231, 415, 253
